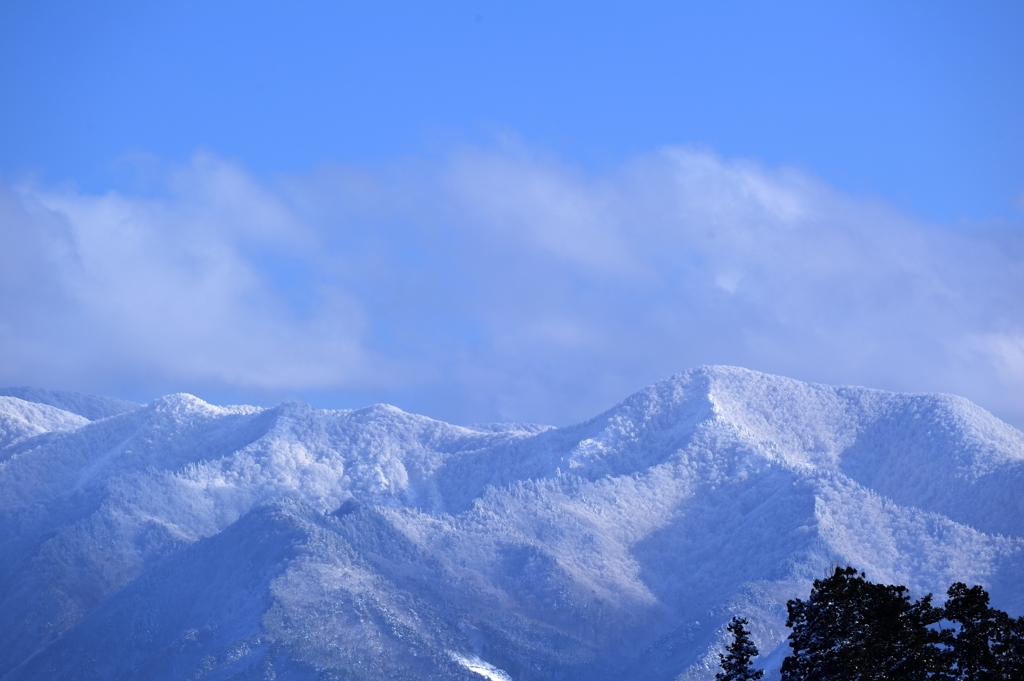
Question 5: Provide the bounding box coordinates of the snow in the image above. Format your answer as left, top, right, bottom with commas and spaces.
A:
0, 386, 140, 421
450, 652, 515, 681
0, 365, 1021, 681
0, 396, 89, 451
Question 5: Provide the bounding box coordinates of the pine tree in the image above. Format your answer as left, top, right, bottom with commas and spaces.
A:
780, 566, 946, 681
991, 613, 1024, 679
716, 616, 764, 681
944, 582, 1000, 680
945, 581, 1024, 680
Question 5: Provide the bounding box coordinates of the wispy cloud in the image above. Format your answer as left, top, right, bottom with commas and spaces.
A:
1, 145, 1021, 427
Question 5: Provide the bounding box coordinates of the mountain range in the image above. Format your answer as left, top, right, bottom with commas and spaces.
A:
1, 366, 1022, 680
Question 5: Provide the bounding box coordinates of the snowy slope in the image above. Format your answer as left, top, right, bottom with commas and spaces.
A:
0, 387, 140, 421
0, 367, 1021, 681
0, 397, 89, 451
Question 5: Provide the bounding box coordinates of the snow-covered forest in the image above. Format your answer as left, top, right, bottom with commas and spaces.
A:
1, 366, 1022, 680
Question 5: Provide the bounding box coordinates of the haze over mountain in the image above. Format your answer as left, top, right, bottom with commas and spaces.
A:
1, 366, 1022, 681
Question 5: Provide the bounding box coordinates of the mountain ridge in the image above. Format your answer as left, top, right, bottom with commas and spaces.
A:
0, 366, 1021, 680
0, 387, 141, 421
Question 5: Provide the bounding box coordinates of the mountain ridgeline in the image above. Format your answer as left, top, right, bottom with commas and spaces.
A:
0, 366, 1021, 680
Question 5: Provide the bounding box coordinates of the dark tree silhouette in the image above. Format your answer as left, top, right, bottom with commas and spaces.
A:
945, 581, 1024, 680
945, 582, 1001, 680
780, 566, 946, 681
993, 614, 1024, 679
716, 617, 763, 681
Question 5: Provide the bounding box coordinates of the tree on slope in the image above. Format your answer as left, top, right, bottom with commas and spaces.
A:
716, 617, 764, 681
780, 566, 946, 681
945, 582, 1001, 680
993, 614, 1024, 679
944, 582, 1024, 680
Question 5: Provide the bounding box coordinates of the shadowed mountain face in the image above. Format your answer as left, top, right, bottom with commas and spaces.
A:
1, 366, 1022, 681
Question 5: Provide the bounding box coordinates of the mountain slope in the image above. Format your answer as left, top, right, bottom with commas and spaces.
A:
0, 367, 1021, 680
0, 387, 141, 421
0, 396, 89, 450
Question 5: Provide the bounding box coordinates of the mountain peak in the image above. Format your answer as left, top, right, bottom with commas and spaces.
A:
1, 368, 1021, 681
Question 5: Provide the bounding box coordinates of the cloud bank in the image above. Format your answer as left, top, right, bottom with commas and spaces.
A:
1, 145, 1021, 427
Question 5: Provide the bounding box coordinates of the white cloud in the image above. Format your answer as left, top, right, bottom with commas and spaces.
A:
441, 145, 639, 275
1, 145, 1021, 428
1, 155, 386, 398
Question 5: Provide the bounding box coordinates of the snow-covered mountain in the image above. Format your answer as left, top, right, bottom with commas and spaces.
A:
1, 366, 1021, 681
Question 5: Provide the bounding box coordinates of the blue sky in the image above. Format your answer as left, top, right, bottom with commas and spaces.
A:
1, 1, 1022, 427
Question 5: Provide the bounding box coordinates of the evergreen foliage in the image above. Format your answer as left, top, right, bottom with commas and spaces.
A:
773, 568, 1024, 681
944, 582, 1001, 680
716, 617, 763, 681
944, 582, 1024, 680
780, 566, 946, 681
994, 615, 1024, 679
